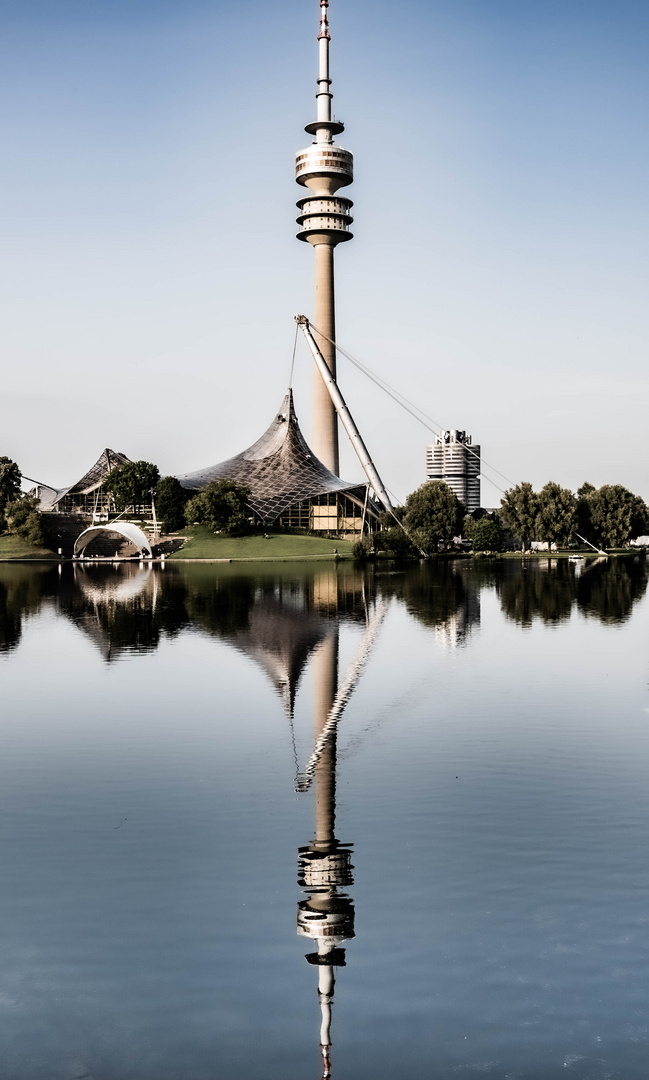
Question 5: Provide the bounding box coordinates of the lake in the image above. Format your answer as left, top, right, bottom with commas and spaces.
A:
1, 555, 648, 1080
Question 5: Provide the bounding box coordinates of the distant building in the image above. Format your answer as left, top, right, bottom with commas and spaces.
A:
426, 430, 480, 512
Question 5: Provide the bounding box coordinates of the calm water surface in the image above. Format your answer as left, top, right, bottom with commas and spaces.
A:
1, 556, 649, 1080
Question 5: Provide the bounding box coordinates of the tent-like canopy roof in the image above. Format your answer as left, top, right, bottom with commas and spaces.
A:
65, 448, 130, 496
176, 390, 366, 523
35, 449, 130, 511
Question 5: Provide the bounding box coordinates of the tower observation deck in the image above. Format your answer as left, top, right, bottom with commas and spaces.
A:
296, 0, 353, 476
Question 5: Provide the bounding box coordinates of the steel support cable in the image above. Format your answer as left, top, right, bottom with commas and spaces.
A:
336, 343, 511, 491
286, 709, 301, 780
295, 598, 389, 792
305, 322, 516, 495
295, 316, 425, 552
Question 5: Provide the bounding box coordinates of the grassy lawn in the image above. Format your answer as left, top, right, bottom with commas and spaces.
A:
0, 534, 57, 560
168, 527, 355, 561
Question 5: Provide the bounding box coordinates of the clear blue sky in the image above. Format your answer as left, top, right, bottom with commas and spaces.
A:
2, 0, 648, 503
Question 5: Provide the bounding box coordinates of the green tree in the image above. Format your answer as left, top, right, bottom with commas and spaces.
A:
377, 526, 416, 557
462, 508, 490, 542
499, 482, 538, 551
403, 481, 463, 555
471, 516, 504, 552
586, 485, 648, 548
462, 514, 476, 541
155, 476, 190, 532
5, 495, 46, 546
103, 461, 160, 512
185, 480, 251, 534
534, 482, 576, 549
576, 482, 596, 540
0, 457, 22, 532
374, 508, 417, 557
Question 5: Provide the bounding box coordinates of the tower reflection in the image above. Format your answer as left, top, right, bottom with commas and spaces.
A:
290, 574, 386, 1078
298, 629, 354, 1078
223, 567, 374, 1076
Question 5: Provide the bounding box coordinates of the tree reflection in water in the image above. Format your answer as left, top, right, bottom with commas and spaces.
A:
379, 560, 481, 646
0, 564, 58, 654
492, 556, 647, 627
0, 554, 647, 1075
576, 557, 648, 623
497, 560, 576, 626
0, 556, 646, 658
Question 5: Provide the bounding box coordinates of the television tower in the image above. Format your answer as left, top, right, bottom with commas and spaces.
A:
296, 0, 354, 477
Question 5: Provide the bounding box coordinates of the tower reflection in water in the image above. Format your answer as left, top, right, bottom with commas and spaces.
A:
291, 573, 386, 1078
298, 630, 354, 1078
217, 566, 380, 1077
222, 565, 381, 1078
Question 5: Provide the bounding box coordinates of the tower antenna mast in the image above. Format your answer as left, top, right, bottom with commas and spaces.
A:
295, 0, 354, 476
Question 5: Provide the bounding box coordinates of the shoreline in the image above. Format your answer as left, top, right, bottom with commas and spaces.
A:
0, 549, 644, 565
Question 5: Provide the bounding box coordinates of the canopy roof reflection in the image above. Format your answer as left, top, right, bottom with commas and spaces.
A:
226, 588, 334, 717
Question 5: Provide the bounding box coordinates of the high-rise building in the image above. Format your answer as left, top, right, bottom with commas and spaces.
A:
295, 0, 353, 477
426, 430, 481, 512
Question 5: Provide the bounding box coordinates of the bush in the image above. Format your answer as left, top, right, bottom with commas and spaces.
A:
471, 517, 504, 553
5, 495, 46, 546
352, 537, 373, 560
379, 526, 417, 557
184, 480, 251, 535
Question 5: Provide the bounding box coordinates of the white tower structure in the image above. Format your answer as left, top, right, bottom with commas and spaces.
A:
296, 0, 354, 477
426, 430, 481, 512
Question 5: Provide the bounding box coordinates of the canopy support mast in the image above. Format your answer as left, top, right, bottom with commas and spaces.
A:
295, 315, 393, 513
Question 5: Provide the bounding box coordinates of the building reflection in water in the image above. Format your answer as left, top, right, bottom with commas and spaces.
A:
227, 568, 380, 1077
1, 556, 648, 1073
219, 566, 384, 1077
380, 560, 481, 648
433, 586, 480, 647
292, 581, 386, 1077
297, 630, 353, 1078
3, 557, 645, 663
211, 567, 379, 1076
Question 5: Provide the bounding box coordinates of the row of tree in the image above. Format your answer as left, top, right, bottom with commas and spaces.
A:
499, 481, 648, 550
104, 462, 250, 534
3, 449, 648, 553
367, 478, 649, 556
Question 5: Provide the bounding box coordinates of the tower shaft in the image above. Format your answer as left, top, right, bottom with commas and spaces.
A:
313, 244, 338, 475
296, 0, 354, 476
